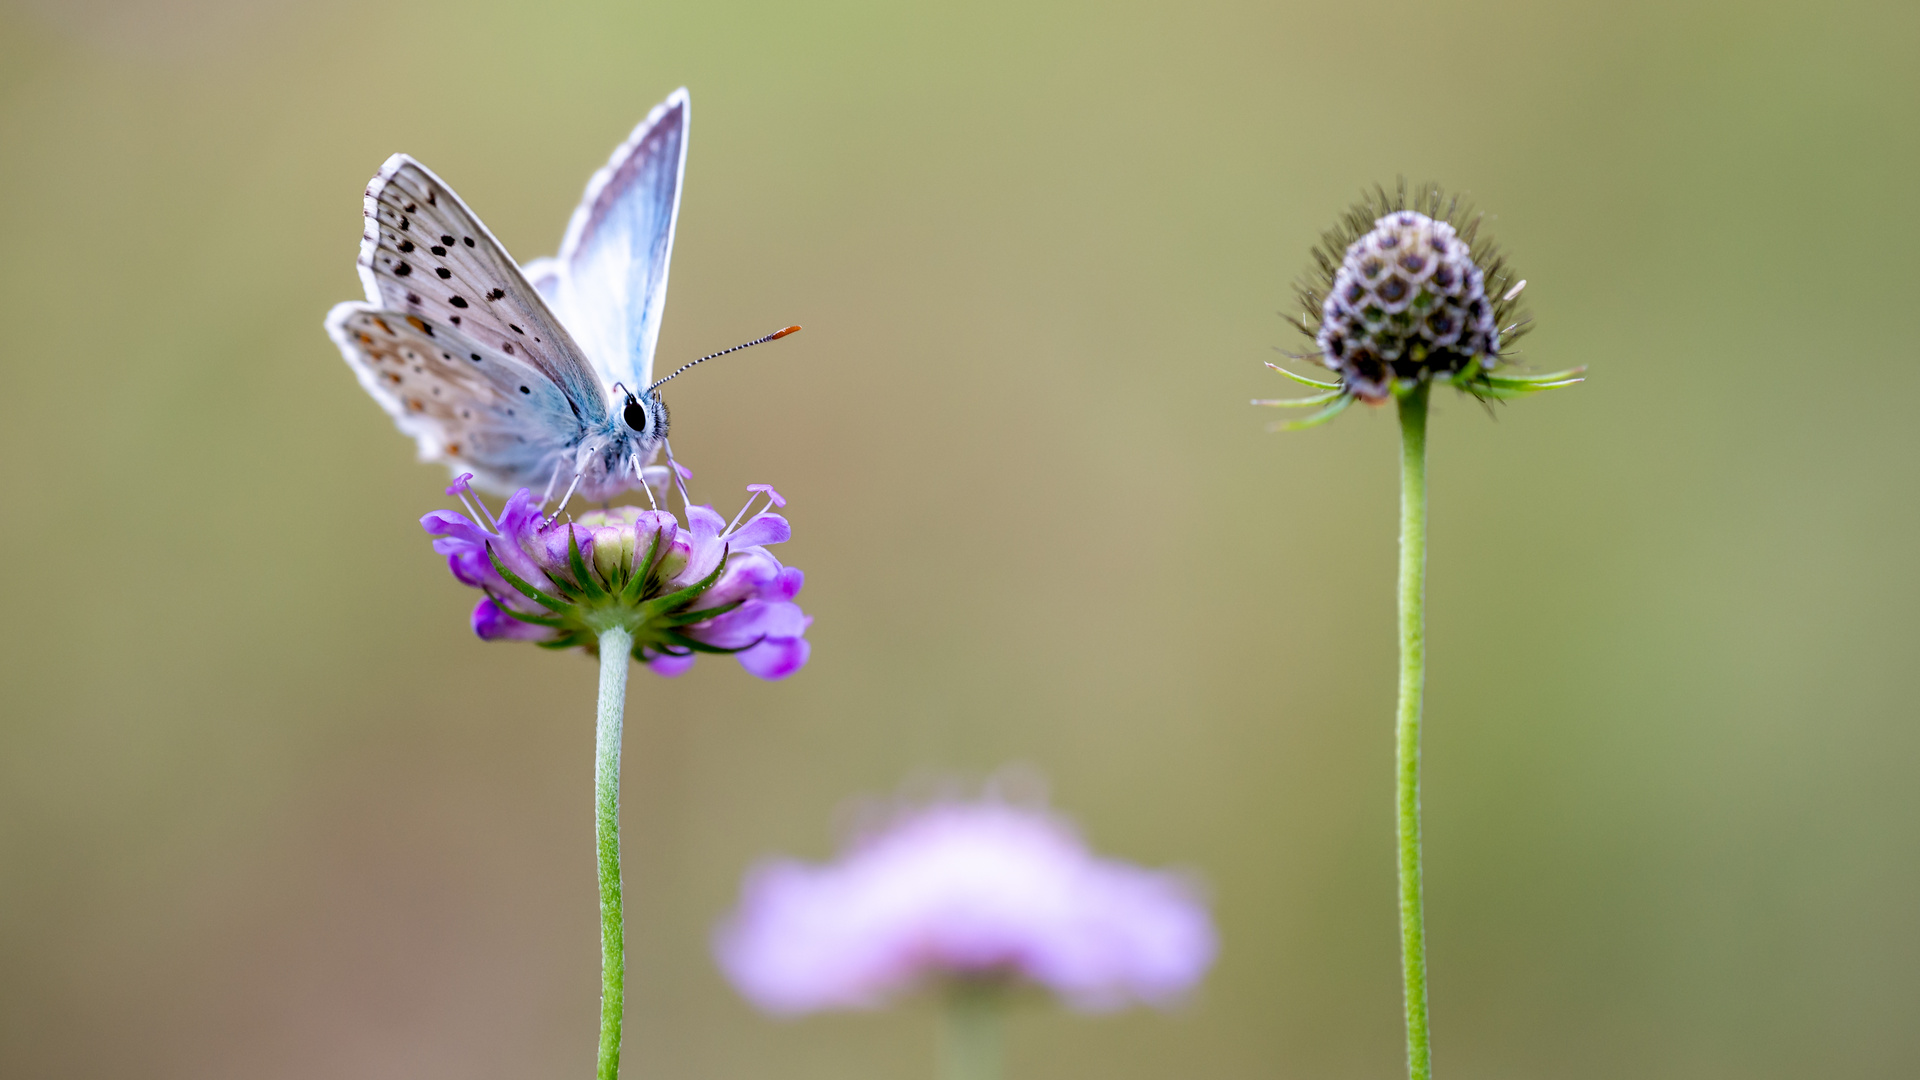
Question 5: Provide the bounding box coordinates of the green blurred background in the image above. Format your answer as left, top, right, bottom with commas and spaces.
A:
3, 0, 1917, 1076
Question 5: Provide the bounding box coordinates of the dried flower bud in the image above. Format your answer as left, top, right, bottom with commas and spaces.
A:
1318, 210, 1499, 399
1256, 182, 1579, 429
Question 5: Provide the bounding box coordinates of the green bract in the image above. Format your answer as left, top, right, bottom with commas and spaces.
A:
486, 523, 749, 658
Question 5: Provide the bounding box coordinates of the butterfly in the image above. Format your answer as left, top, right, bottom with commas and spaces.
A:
325, 88, 793, 505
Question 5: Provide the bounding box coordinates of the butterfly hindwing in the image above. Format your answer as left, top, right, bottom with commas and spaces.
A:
326, 302, 580, 494
358, 156, 609, 414
549, 89, 689, 393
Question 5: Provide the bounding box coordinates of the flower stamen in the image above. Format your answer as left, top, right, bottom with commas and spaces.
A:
664, 439, 694, 511
446, 473, 500, 532
723, 483, 789, 539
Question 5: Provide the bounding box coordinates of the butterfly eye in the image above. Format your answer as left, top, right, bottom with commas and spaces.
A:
622, 395, 651, 433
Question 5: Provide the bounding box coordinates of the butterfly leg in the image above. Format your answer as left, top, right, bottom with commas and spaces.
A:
630, 453, 660, 511
542, 459, 567, 507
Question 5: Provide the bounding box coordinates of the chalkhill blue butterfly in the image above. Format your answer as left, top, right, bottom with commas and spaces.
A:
325, 88, 796, 506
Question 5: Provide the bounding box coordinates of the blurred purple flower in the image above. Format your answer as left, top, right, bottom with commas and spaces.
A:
715, 797, 1215, 1013
422, 475, 811, 679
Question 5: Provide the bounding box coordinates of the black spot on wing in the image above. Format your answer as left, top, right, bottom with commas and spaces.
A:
436, 268, 452, 279
440, 235, 454, 245
487, 288, 505, 300
463, 237, 474, 247
398, 239, 414, 252
450, 296, 468, 308
394, 262, 412, 277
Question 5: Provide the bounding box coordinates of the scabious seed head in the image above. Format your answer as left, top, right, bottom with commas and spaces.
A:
1256, 181, 1579, 423
1318, 209, 1500, 399
423, 476, 811, 680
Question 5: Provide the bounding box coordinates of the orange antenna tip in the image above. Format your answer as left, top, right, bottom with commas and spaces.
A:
771, 325, 802, 339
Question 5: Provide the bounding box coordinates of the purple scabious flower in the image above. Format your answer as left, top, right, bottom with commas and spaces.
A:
715, 796, 1216, 1014
423, 475, 810, 680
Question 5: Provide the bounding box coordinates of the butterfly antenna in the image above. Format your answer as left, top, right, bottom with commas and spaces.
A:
646, 326, 801, 394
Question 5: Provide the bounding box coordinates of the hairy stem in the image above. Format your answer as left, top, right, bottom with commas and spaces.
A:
1396, 384, 1432, 1080
595, 627, 633, 1080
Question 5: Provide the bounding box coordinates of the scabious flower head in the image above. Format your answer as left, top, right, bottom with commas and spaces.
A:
423, 475, 810, 680
1257, 181, 1579, 428
714, 791, 1216, 1014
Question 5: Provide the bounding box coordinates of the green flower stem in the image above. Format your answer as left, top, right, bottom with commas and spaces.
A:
1395, 383, 1432, 1080
595, 625, 633, 1080
941, 982, 1006, 1080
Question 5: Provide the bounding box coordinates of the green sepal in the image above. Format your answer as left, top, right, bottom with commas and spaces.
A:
1465, 382, 1536, 400
1265, 362, 1340, 390
1482, 366, 1586, 390
637, 546, 732, 619
1269, 393, 1354, 431
1465, 367, 1586, 400
618, 527, 667, 605
658, 598, 746, 627
565, 525, 610, 602
493, 604, 567, 629
1252, 390, 1342, 408
661, 629, 762, 655
537, 631, 590, 651
486, 543, 575, 613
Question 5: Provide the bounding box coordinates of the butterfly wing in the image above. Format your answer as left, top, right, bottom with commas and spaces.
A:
546, 89, 690, 393
326, 302, 581, 495
358, 154, 609, 415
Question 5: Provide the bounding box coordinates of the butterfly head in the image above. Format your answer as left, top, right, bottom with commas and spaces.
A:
620, 389, 670, 444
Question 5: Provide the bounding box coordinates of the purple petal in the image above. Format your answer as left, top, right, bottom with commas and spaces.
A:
421, 508, 487, 543
442, 550, 501, 591
737, 636, 810, 680
685, 599, 808, 649
699, 551, 782, 608
772, 567, 805, 601
471, 598, 557, 642
672, 505, 730, 585
648, 652, 697, 677
729, 512, 791, 549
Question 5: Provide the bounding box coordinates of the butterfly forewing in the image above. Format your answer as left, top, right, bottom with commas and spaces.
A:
326, 302, 578, 494
552, 89, 689, 392
359, 156, 608, 412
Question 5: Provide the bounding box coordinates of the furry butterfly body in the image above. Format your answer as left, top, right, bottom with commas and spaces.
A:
326, 90, 691, 501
